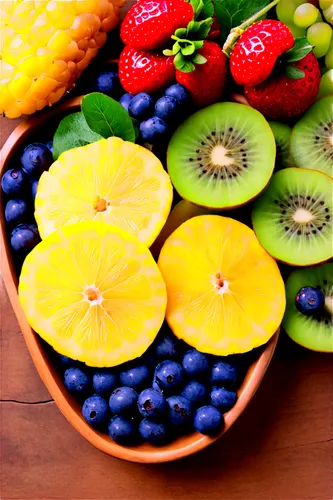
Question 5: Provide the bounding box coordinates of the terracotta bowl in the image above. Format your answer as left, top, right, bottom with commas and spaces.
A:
0, 96, 279, 463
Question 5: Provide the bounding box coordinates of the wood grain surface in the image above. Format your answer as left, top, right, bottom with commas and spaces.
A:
1, 113, 332, 500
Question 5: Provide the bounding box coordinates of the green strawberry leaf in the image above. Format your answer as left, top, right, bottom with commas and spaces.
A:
192, 53, 207, 64
214, 0, 273, 44
174, 27, 188, 38
53, 112, 102, 160
201, 0, 214, 19
285, 65, 305, 79
187, 19, 203, 33
181, 41, 196, 56
174, 52, 186, 70
193, 40, 204, 49
82, 93, 136, 142
163, 48, 177, 56
181, 61, 196, 72
284, 37, 314, 62
189, 0, 204, 18
193, 17, 213, 39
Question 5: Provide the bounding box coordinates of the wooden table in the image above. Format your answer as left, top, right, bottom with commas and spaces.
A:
1, 116, 332, 500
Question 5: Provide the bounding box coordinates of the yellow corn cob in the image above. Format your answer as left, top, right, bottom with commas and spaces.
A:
0, 0, 126, 118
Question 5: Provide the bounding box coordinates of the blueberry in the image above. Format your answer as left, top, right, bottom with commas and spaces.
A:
139, 418, 169, 445
180, 380, 207, 408
5, 199, 28, 225
137, 388, 167, 418
58, 354, 79, 368
64, 367, 92, 397
109, 386, 138, 416
93, 369, 118, 396
92, 71, 120, 96
152, 378, 162, 393
21, 143, 53, 178
209, 386, 237, 412
119, 362, 150, 391
140, 117, 168, 143
119, 93, 133, 112
193, 405, 223, 436
182, 349, 210, 379
164, 84, 190, 105
154, 360, 184, 393
31, 180, 39, 202
211, 361, 238, 388
154, 96, 178, 123
1, 169, 27, 196
10, 223, 40, 254
153, 332, 180, 361
295, 286, 325, 315
167, 395, 192, 426
82, 394, 109, 426
45, 141, 53, 154
128, 92, 154, 120
108, 415, 138, 445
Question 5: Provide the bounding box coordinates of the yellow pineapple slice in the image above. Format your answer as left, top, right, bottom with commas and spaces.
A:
158, 215, 286, 355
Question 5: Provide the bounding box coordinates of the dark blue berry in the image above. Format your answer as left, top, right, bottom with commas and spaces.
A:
180, 380, 207, 408
154, 96, 178, 123
46, 141, 53, 154
119, 362, 150, 391
119, 93, 133, 112
295, 286, 325, 315
209, 386, 237, 412
21, 143, 53, 178
5, 199, 28, 225
152, 378, 162, 393
108, 415, 138, 445
128, 92, 154, 120
137, 388, 167, 418
193, 405, 223, 436
58, 354, 79, 368
167, 395, 192, 426
164, 84, 190, 105
92, 71, 120, 96
109, 386, 138, 416
1, 169, 27, 196
182, 349, 210, 379
31, 180, 39, 202
153, 332, 180, 361
10, 223, 40, 253
140, 117, 168, 143
139, 418, 169, 445
154, 360, 184, 393
93, 369, 118, 396
64, 367, 92, 397
211, 361, 238, 388
82, 394, 109, 426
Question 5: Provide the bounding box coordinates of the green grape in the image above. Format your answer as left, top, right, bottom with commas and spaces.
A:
325, 40, 333, 68
294, 3, 319, 28
323, 5, 333, 24
287, 22, 307, 38
276, 0, 298, 24
317, 69, 333, 98
307, 22, 332, 58
316, 11, 323, 22
319, 0, 333, 10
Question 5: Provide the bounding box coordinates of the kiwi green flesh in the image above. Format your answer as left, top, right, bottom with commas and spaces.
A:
283, 263, 333, 352
268, 121, 292, 170
167, 102, 276, 209
290, 95, 333, 178
252, 168, 333, 266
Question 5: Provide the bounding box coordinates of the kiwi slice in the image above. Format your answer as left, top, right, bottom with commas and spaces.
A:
268, 122, 292, 170
290, 95, 333, 178
283, 263, 333, 352
167, 102, 276, 209
252, 168, 333, 266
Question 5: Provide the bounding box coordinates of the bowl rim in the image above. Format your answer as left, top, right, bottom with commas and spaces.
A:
0, 96, 279, 463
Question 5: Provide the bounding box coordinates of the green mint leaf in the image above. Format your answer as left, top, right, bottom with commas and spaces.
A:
284, 37, 313, 62
181, 41, 196, 56
285, 65, 305, 79
192, 53, 207, 64
174, 52, 186, 70
201, 0, 214, 19
53, 112, 102, 160
193, 40, 204, 49
214, 0, 272, 44
180, 61, 196, 72
82, 93, 136, 142
174, 28, 188, 38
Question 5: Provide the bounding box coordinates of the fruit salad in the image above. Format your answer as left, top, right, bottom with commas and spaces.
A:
1, 0, 333, 451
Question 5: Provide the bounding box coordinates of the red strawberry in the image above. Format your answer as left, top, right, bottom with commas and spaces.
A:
120, 0, 194, 51
230, 20, 294, 86
176, 41, 228, 108
119, 46, 175, 94
206, 14, 220, 41
244, 52, 321, 119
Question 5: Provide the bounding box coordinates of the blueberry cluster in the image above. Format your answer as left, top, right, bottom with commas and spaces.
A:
1, 142, 53, 259
59, 329, 240, 446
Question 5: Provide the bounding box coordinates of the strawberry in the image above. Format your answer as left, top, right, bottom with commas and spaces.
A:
118, 46, 175, 95
120, 0, 194, 51
230, 20, 294, 86
206, 14, 220, 41
244, 52, 321, 119
175, 41, 228, 107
